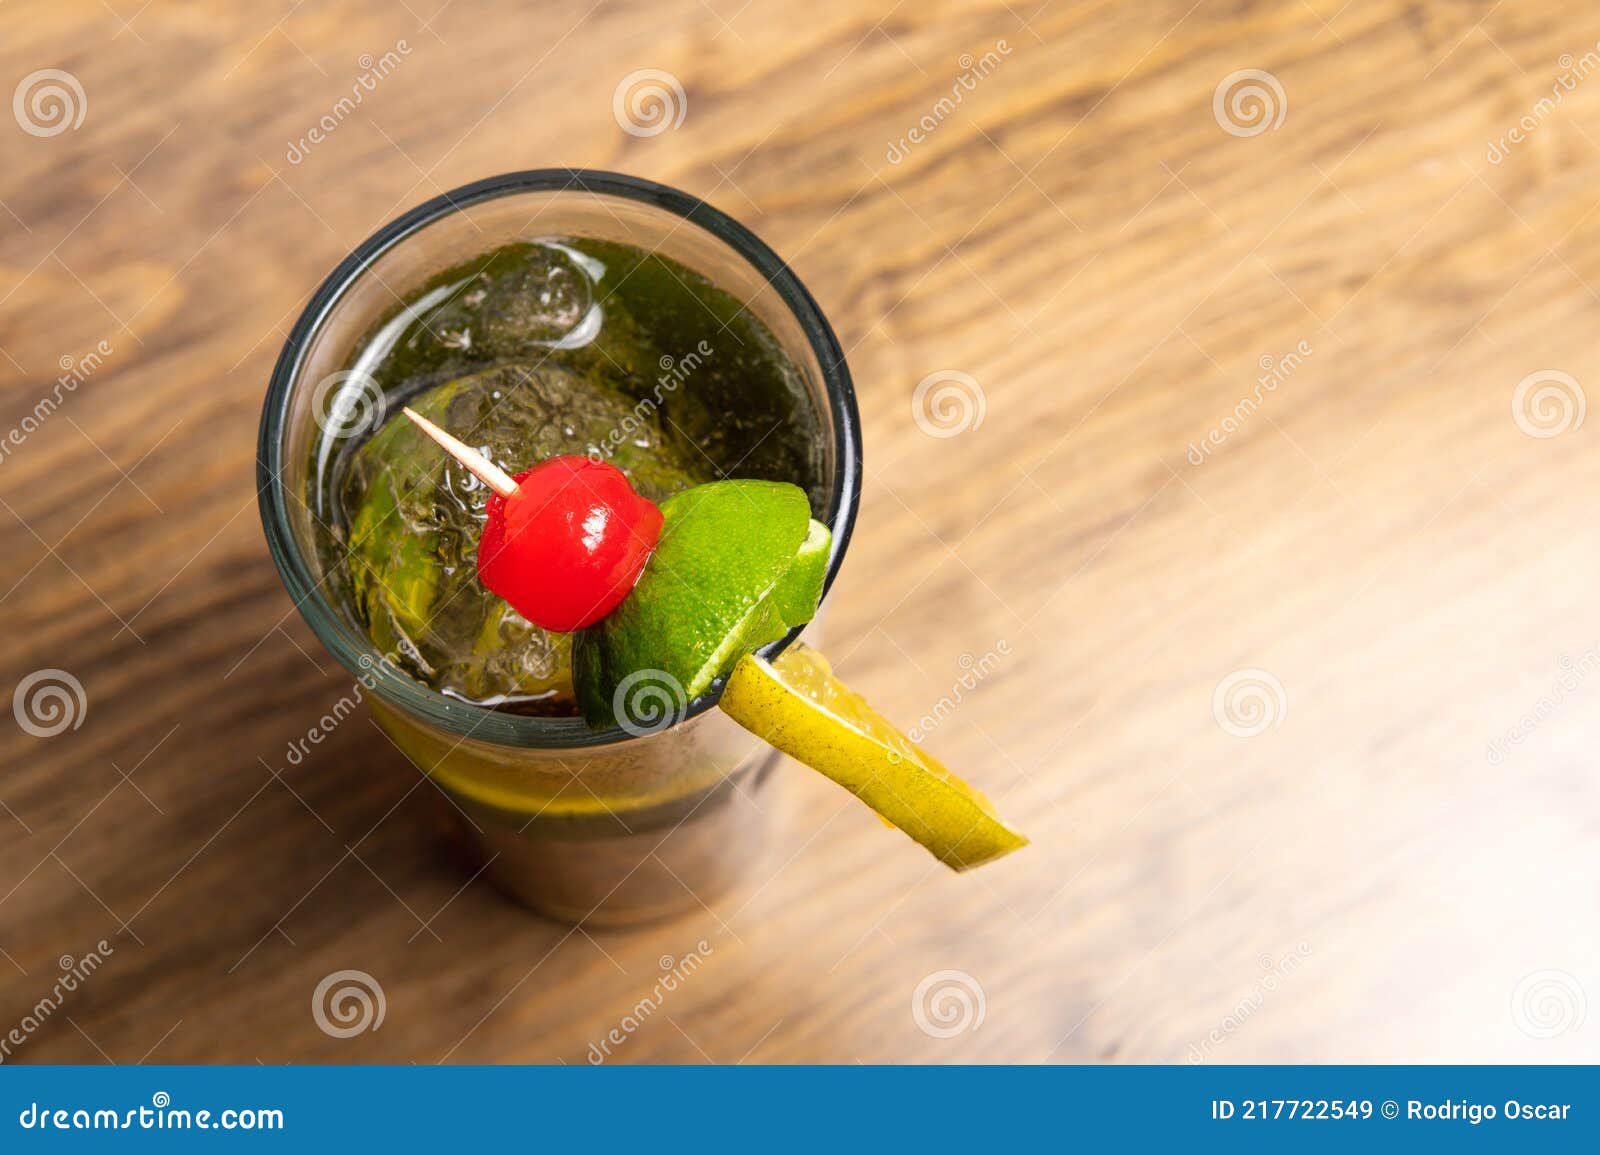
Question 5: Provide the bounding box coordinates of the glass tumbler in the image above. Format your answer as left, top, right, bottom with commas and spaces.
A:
257, 170, 860, 925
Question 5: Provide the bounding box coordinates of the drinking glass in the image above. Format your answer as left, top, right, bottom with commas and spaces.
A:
258, 170, 860, 925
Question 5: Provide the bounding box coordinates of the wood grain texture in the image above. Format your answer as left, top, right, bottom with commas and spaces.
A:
3, 0, 1600, 1063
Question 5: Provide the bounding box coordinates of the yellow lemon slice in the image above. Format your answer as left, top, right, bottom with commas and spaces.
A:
720, 645, 1029, 870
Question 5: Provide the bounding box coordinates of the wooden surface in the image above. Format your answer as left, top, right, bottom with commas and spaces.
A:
4, 0, 1600, 1064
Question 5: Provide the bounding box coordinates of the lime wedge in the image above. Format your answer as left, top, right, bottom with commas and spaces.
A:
347, 469, 439, 674
771, 517, 830, 623
573, 481, 827, 728
720, 645, 1029, 870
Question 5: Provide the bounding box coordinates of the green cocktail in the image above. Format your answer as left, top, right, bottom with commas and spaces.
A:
325, 236, 825, 715
293, 212, 848, 923
261, 172, 1020, 926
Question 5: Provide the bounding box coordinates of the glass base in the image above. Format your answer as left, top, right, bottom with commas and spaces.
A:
443, 748, 780, 926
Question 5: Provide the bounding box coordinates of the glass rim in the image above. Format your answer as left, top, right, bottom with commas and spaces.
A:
256, 168, 862, 750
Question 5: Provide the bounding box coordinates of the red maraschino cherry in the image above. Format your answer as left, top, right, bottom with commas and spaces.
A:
401, 408, 662, 631
479, 457, 663, 630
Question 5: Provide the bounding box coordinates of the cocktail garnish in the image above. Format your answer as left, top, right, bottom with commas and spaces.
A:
573, 478, 825, 725
402, 412, 1028, 870
720, 645, 1030, 869
402, 408, 663, 632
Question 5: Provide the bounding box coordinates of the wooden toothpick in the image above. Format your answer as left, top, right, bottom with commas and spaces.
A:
402, 407, 518, 498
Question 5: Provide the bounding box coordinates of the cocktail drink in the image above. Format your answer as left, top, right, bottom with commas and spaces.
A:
260, 171, 1022, 926
331, 236, 824, 712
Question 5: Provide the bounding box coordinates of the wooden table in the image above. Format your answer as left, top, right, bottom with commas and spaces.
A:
3, 0, 1599, 1064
